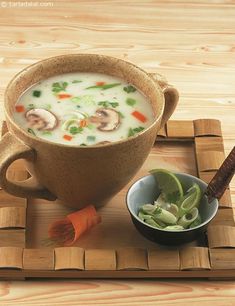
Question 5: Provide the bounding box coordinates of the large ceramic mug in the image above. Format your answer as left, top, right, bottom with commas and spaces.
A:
0, 54, 178, 209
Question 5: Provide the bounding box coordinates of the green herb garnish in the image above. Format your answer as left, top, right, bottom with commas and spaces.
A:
52, 82, 68, 93
27, 103, 35, 110
98, 101, 119, 108
109, 102, 119, 108
71, 95, 95, 106
69, 126, 83, 135
42, 131, 52, 136
43, 104, 52, 110
72, 80, 82, 83
71, 97, 80, 103
128, 126, 145, 137
134, 126, 145, 132
27, 128, 36, 136
128, 128, 135, 137
80, 143, 87, 146
86, 83, 121, 90
126, 97, 136, 106
87, 136, 96, 142
118, 111, 125, 118
33, 90, 41, 97
87, 124, 94, 130
123, 85, 136, 93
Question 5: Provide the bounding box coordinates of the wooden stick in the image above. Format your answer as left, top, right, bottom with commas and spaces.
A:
205, 147, 235, 202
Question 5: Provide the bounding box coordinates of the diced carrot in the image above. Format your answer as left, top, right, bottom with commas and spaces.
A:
131, 110, 147, 123
79, 119, 87, 128
58, 93, 72, 99
96, 81, 106, 86
63, 134, 72, 141
15, 105, 25, 113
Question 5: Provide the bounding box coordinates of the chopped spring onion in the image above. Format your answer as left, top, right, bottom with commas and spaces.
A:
137, 179, 202, 231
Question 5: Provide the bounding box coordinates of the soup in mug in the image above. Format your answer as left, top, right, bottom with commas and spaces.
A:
14, 72, 154, 146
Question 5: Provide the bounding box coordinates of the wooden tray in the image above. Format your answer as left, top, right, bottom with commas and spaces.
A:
0, 119, 235, 280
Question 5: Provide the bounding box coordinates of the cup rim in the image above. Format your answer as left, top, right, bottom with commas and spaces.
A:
126, 172, 219, 233
4, 53, 164, 149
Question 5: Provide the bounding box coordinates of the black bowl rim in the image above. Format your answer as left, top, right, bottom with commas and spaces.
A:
126, 172, 219, 233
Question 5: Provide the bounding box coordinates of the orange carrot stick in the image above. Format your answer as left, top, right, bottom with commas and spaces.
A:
58, 93, 72, 99
48, 219, 72, 238
47, 205, 101, 246
15, 105, 25, 113
66, 205, 101, 245
131, 110, 147, 123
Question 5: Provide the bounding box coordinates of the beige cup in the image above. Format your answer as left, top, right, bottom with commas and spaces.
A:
0, 54, 178, 209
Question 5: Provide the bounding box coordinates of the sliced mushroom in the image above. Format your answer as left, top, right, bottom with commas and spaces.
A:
25, 108, 57, 131
90, 108, 120, 131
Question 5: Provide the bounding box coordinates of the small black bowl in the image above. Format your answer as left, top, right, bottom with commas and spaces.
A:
126, 173, 219, 245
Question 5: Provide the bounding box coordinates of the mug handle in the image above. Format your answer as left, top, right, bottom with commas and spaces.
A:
150, 73, 179, 128
0, 132, 56, 200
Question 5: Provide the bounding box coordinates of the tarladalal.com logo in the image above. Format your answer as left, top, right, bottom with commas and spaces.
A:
1, 1, 54, 7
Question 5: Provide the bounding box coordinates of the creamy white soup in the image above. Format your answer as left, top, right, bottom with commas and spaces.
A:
14, 72, 154, 146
